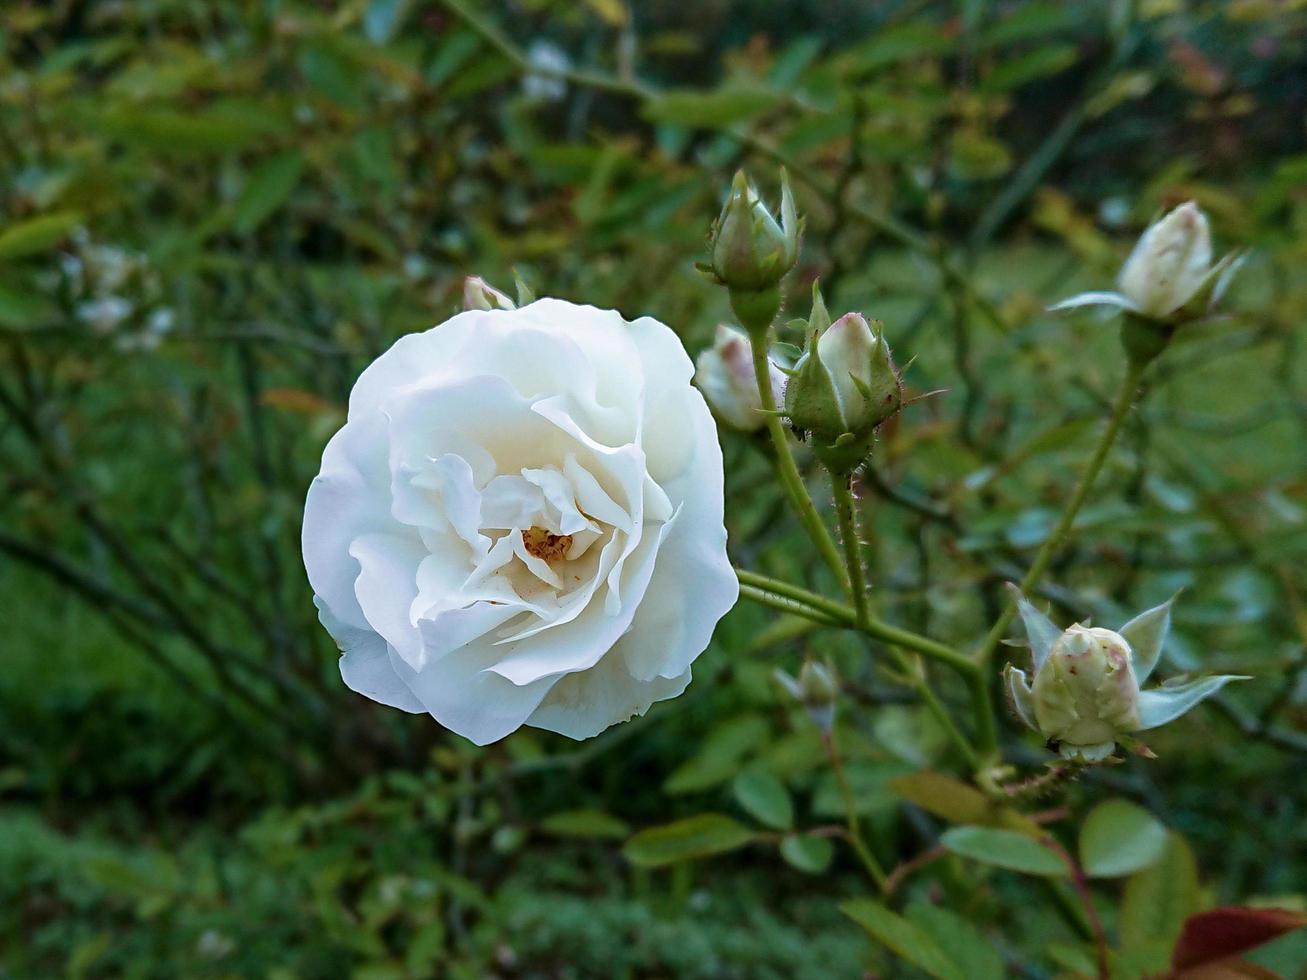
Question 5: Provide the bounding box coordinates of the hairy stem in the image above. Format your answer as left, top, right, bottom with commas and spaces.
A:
748, 339, 851, 591
831, 473, 871, 627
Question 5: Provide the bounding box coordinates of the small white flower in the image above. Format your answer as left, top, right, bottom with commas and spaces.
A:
303, 299, 738, 745
1051, 201, 1243, 323
693, 324, 784, 431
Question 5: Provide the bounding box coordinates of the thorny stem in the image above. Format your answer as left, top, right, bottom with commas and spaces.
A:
829, 476, 984, 768
747, 339, 851, 592
974, 360, 1146, 667
830, 473, 871, 628
823, 730, 888, 891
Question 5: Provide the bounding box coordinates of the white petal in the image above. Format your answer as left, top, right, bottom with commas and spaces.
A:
616, 391, 738, 683
349, 531, 427, 667
388, 642, 555, 746
527, 661, 693, 740
302, 411, 393, 631
315, 597, 424, 713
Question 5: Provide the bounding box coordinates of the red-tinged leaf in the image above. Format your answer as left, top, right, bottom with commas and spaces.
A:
1175, 958, 1284, 979
1171, 907, 1307, 970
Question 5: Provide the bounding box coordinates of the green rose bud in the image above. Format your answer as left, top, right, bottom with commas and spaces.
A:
1003, 588, 1248, 763
784, 289, 903, 473
705, 170, 800, 336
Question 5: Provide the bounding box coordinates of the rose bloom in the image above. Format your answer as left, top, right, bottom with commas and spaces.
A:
303, 299, 738, 744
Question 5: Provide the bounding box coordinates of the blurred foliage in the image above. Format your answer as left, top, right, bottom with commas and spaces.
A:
2, 0, 1307, 976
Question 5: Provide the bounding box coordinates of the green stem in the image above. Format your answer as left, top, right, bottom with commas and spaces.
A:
747, 339, 850, 591
824, 731, 888, 891
735, 569, 976, 676
831, 473, 871, 627
737, 583, 844, 627
973, 360, 1145, 668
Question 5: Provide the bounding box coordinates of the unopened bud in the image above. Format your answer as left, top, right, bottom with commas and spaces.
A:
775, 661, 839, 731
706, 171, 800, 335
462, 275, 516, 312
694, 325, 785, 431
784, 290, 903, 473
1004, 589, 1247, 763
1049, 201, 1244, 364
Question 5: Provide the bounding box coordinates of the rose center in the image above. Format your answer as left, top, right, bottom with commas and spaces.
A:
521, 526, 573, 562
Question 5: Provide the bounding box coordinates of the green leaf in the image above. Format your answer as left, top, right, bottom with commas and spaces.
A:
1121, 832, 1199, 963
300, 43, 364, 111
840, 900, 966, 980
732, 770, 793, 831
906, 904, 1005, 980
979, 43, 1078, 93
642, 84, 782, 128
663, 715, 767, 794
232, 151, 304, 235
0, 211, 82, 259
99, 109, 269, 154
940, 826, 1068, 877
1078, 799, 1167, 878
778, 833, 833, 874
622, 814, 757, 867
538, 808, 630, 840
888, 770, 1003, 826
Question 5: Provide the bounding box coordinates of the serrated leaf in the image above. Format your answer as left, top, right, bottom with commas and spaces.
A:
732, 770, 793, 831
840, 900, 966, 980
1121, 831, 1198, 962
0, 211, 82, 259
1079, 799, 1167, 878
233, 151, 304, 235
940, 826, 1068, 877
622, 814, 757, 868
538, 808, 630, 840
778, 833, 833, 874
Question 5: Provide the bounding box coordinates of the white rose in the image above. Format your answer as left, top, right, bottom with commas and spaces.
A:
302, 298, 739, 745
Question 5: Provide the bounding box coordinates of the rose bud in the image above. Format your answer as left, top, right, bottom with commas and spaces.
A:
784, 288, 903, 474
462, 275, 516, 312
1050, 201, 1244, 363
1003, 588, 1248, 763
705, 170, 800, 334
775, 660, 839, 732
694, 324, 786, 432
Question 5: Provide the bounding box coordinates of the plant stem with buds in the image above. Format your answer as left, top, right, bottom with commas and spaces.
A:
748, 339, 851, 592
